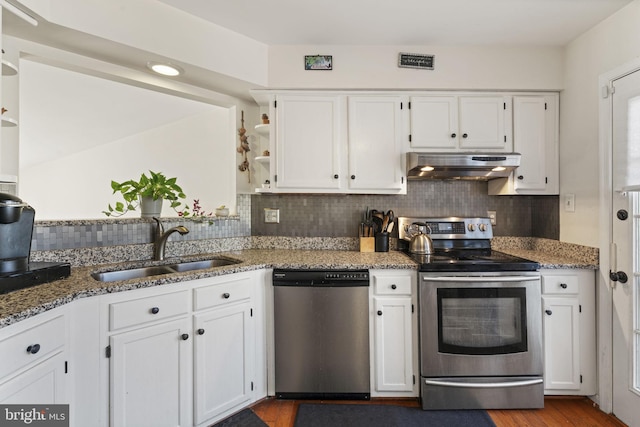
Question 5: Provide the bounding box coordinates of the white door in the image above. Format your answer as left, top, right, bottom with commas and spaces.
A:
611, 69, 640, 427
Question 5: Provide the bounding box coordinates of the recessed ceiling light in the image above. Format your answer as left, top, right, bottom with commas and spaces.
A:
146, 61, 183, 76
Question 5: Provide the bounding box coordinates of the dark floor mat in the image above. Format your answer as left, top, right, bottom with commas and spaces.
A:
294, 403, 496, 427
211, 408, 267, 427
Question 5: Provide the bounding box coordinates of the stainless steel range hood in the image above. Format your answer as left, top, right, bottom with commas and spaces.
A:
406, 152, 521, 181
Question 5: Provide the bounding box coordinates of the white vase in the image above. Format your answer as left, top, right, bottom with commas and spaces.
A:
140, 196, 163, 218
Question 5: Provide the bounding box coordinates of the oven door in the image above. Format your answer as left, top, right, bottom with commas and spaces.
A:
419, 272, 542, 378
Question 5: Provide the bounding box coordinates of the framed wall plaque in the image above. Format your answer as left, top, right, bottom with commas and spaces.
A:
305, 55, 333, 70
398, 53, 434, 70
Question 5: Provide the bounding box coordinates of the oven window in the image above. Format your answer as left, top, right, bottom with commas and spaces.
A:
437, 287, 528, 355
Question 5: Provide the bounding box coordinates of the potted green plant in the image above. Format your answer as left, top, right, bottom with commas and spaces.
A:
103, 170, 187, 217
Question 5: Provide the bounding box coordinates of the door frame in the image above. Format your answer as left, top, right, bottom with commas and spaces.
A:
598, 57, 640, 414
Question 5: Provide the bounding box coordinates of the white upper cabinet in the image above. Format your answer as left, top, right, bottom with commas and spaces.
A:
488, 93, 559, 195
410, 95, 512, 152
268, 92, 406, 194
347, 96, 406, 192
274, 94, 345, 192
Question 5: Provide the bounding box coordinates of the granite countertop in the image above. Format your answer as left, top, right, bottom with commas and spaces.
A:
0, 239, 599, 328
0, 249, 416, 328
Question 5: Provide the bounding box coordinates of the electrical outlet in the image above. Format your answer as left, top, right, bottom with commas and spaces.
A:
487, 211, 497, 226
564, 194, 575, 212
264, 208, 280, 223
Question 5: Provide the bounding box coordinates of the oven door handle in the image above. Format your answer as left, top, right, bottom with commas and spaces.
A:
421, 276, 539, 283
423, 378, 543, 388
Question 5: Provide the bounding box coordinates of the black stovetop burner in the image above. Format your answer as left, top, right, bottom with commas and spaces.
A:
404, 248, 539, 272
0, 262, 71, 294
396, 216, 539, 272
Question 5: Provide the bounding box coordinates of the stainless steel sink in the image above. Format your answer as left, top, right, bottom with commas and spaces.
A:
91, 257, 242, 282
91, 266, 177, 282
169, 258, 239, 272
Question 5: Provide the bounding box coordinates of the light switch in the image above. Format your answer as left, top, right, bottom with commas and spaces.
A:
564, 194, 575, 212
264, 208, 280, 223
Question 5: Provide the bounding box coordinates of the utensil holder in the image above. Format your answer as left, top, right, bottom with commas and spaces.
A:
375, 232, 389, 252
360, 237, 375, 253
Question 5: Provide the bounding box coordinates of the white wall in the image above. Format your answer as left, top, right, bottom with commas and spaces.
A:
20, 110, 233, 220
268, 45, 564, 90
17, 0, 268, 87
561, 0, 640, 246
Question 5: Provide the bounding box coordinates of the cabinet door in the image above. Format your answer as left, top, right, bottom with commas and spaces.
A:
512, 96, 547, 191
542, 296, 581, 391
110, 318, 191, 427
409, 96, 458, 149
275, 94, 344, 191
193, 301, 254, 424
458, 96, 510, 150
347, 96, 405, 192
372, 296, 413, 392
0, 352, 67, 404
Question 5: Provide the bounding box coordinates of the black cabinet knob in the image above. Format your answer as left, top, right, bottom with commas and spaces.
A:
545, 309, 552, 316
462, 133, 468, 138
26, 344, 41, 354
377, 310, 383, 316
451, 133, 456, 138
351, 175, 356, 180
334, 174, 339, 179
391, 284, 397, 290
560, 283, 568, 289
181, 333, 189, 341
197, 329, 205, 335
150, 307, 160, 314
517, 175, 524, 180
223, 293, 230, 299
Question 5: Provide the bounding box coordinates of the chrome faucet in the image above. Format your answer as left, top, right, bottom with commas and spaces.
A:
152, 217, 189, 261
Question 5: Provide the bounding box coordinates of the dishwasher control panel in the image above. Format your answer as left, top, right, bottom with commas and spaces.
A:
273, 269, 369, 286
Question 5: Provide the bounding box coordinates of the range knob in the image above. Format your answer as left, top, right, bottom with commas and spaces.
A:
478, 223, 487, 232
467, 223, 476, 232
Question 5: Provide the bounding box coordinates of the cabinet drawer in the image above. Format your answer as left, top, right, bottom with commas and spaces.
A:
542, 275, 579, 294
194, 276, 252, 311
373, 275, 412, 295
109, 290, 189, 331
0, 315, 65, 381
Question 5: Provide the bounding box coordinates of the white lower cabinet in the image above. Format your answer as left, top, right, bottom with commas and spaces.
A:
193, 277, 255, 425
369, 269, 418, 397
110, 317, 192, 427
101, 271, 265, 427
0, 306, 69, 405
541, 269, 596, 395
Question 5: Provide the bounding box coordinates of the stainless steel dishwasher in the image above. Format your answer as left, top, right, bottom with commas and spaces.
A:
273, 269, 370, 400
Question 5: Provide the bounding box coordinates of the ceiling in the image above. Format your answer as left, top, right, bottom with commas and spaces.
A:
156, 0, 633, 46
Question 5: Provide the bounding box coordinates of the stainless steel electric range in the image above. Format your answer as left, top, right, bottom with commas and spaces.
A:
398, 217, 544, 411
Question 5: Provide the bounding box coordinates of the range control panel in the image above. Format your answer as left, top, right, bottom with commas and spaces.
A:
398, 217, 493, 241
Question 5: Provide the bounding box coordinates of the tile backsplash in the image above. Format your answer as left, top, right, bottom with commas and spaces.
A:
251, 181, 559, 239
28, 182, 558, 254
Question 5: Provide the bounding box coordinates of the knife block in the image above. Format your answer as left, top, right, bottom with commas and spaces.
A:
359, 237, 375, 253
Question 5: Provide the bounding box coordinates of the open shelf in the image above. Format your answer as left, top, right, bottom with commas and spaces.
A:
1, 59, 18, 76
254, 124, 270, 137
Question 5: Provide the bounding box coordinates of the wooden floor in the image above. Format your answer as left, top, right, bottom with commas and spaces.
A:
251, 396, 628, 427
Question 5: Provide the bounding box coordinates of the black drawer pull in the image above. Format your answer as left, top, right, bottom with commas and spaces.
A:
197, 329, 205, 335
223, 293, 230, 299
181, 333, 189, 341
545, 309, 552, 316
391, 284, 397, 290
26, 344, 41, 354
560, 283, 568, 289
150, 307, 160, 314
377, 310, 383, 316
